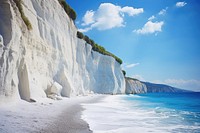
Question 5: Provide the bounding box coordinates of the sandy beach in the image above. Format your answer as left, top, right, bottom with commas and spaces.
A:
0, 95, 103, 133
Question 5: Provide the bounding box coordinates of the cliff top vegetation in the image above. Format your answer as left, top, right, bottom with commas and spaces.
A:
58, 0, 76, 21
77, 31, 123, 64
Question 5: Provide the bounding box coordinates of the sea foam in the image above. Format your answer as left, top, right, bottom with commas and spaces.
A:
81, 94, 200, 133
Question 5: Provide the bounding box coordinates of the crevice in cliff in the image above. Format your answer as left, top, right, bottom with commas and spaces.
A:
0, 0, 12, 46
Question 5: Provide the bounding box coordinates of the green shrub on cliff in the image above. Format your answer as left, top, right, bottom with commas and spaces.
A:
77, 31, 84, 39
92, 43, 106, 54
14, 0, 32, 30
58, 0, 76, 21
122, 70, 126, 76
104, 51, 123, 64
84, 35, 91, 44
77, 31, 123, 64
90, 39, 95, 46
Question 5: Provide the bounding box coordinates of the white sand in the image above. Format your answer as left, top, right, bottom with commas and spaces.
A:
0, 95, 103, 133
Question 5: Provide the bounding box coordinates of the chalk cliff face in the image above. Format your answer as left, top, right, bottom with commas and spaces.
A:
0, 0, 125, 102
125, 78, 147, 94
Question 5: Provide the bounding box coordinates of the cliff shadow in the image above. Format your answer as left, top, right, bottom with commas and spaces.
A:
0, 0, 12, 46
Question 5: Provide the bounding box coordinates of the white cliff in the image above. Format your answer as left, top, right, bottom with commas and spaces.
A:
125, 77, 147, 94
0, 0, 125, 103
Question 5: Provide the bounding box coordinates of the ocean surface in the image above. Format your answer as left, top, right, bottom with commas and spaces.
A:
82, 93, 200, 133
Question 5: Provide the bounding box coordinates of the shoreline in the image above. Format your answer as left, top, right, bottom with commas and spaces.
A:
0, 95, 104, 133
42, 100, 92, 133
43, 95, 105, 133
81, 94, 200, 133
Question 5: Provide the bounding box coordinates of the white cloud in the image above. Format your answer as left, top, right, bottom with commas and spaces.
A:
82, 10, 95, 26
80, 3, 144, 32
148, 15, 155, 21
153, 79, 200, 92
125, 63, 140, 68
131, 75, 146, 81
176, 2, 187, 7
158, 7, 168, 15
78, 27, 92, 33
90, 3, 124, 30
134, 21, 164, 35
121, 6, 144, 16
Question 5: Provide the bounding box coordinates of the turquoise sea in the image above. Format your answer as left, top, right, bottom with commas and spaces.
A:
82, 93, 200, 133
125, 92, 200, 133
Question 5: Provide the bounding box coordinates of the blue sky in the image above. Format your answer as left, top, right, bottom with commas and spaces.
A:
66, 0, 200, 91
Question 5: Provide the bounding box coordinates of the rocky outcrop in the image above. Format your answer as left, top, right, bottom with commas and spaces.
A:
125, 77, 147, 94
46, 82, 62, 100
0, 0, 125, 103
